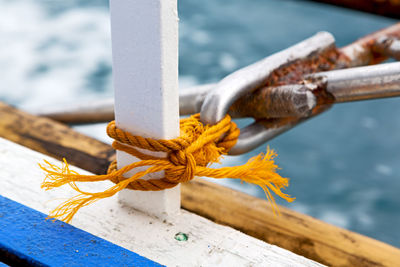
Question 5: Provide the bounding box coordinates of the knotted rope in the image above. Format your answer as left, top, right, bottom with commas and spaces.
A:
40, 114, 294, 223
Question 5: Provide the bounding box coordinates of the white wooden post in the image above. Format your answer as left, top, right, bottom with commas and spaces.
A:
109, 0, 180, 218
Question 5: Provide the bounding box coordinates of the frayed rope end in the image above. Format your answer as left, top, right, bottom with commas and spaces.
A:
223, 146, 295, 214
39, 115, 294, 223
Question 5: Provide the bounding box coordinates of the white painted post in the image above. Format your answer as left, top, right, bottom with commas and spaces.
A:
109, 0, 180, 218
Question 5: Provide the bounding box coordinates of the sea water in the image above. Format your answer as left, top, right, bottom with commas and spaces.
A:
0, 0, 399, 247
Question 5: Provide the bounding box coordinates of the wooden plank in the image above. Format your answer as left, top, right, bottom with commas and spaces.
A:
0, 138, 322, 266
182, 179, 400, 267
0, 102, 399, 266
0, 195, 161, 267
109, 0, 180, 217
0, 102, 114, 175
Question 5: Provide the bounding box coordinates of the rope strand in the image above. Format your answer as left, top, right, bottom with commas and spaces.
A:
40, 113, 294, 223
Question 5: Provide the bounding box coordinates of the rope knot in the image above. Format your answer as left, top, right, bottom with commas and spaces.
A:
166, 150, 196, 183
39, 113, 294, 223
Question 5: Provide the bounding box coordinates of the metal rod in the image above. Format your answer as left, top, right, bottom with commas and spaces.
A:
308, 62, 400, 103
229, 120, 298, 155
34, 82, 316, 123
179, 83, 216, 115
339, 23, 400, 67
33, 98, 115, 124
34, 84, 214, 124
36, 61, 400, 128
228, 102, 331, 155
229, 62, 400, 155
374, 37, 400, 61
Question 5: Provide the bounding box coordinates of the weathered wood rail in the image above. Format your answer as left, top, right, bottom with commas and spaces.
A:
1, 137, 319, 266
1, 101, 399, 266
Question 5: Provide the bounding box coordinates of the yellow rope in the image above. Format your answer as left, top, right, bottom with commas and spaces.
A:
39, 114, 294, 223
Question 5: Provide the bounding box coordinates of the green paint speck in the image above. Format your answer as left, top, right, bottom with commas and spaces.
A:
174, 232, 188, 241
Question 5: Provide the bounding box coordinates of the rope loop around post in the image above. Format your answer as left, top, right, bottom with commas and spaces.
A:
106, 114, 240, 190
39, 114, 294, 223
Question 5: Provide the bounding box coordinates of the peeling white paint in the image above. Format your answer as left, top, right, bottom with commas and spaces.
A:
0, 137, 323, 266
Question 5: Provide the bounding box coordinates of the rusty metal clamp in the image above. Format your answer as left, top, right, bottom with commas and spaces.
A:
199, 31, 335, 155
200, 32, 400, 155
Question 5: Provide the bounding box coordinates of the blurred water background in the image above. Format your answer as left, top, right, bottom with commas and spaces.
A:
0, 0, 399, 247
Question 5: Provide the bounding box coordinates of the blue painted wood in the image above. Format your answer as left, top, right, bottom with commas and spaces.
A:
0, 195, 163, 267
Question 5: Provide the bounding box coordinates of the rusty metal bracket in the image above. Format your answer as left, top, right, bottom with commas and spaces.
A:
200, 23, 400, 155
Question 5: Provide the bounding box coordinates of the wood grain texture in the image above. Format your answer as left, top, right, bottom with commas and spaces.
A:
0, 102, 114, 174
0, 101, 399, 266
0, 137, 322, 267
182, 179, 400, 267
